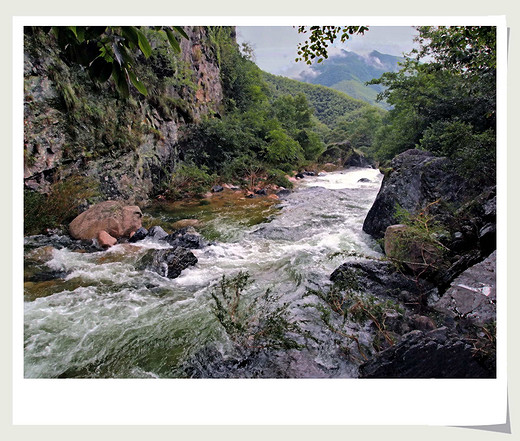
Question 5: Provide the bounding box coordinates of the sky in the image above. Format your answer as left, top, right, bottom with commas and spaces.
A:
236, 26, 420, 79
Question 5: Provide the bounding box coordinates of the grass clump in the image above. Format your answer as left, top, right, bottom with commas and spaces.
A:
24, 175, 100, 235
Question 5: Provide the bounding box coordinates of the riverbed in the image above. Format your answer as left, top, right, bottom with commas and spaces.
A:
24, 168, 383, 378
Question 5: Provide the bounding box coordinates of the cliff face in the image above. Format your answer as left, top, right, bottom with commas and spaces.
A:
23, 26, 226, 203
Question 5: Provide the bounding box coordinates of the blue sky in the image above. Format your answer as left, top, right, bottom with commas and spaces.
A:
236, 26, 420, 78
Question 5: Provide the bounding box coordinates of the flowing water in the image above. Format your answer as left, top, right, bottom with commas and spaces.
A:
23, 168, 383, 378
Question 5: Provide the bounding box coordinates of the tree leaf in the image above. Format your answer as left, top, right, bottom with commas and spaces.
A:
165, 28, 181, 53
128, 70, 148, 96
172, 26, 189, 40
135, 28, 152, 58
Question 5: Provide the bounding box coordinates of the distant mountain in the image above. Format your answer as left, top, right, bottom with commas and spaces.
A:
298, 50, 404, 109
263, 71, 374, 129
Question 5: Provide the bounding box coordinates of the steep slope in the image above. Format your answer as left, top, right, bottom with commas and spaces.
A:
24, 26, 228, 202
263, 71, 371, 128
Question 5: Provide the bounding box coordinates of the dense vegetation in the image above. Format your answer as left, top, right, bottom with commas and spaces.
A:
367, 27, 496, 184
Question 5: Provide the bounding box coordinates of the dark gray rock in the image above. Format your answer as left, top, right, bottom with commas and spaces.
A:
363, 149, 469, 239
303, 171, 316, 176
434, 251, 496, 327
359, 327, 494, 378
358, 178, 371, 183
128, 227, 149, 243
143, 247, 198, 279
212, 185, 224, 193
479, 223, 496, 256
147, 225, 169, 240
330, 259, 435, 306
255, 188, 267, 195
163, 227, 207, 249
295, 173, 305, 179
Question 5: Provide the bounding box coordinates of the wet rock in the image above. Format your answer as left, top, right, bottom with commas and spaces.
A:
147, 225, 169, 240
69, 200, 143, 240
330, 259, 435, 306
363, 149, 469, 239
129, 227, 149, 243
433, 251, 496, 327
358, 178, 371, 183
143, 247, 198, 279
24, 234, 99, 253
163, 227, 207, 249
359, 327, 494, 378
255, 188, 267, 196
276, 189, 292, 198
479, 223, 496, 256
295, 173, 305, 179
303, 171, 316, 176
211, 185, 224, 192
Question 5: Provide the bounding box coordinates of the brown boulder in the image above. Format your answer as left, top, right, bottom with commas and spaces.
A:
69, 200, 143, 240
97, 230, 117, 248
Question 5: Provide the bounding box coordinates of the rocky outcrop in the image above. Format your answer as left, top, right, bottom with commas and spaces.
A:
434, 251, 496, 327
24, 26, 225, 202
363, 149, 470, 239
69, 200, 142, 240
359, 327, 494, 378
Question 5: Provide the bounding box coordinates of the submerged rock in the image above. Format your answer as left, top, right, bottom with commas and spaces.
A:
69, 200, 143, 240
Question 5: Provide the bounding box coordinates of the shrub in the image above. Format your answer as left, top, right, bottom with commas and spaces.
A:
210, 271, 311, 351
266, 169, 293, 189
167, 163, 216, 199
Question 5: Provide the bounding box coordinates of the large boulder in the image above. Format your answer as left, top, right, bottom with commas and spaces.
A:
69, 200, 143, 240
358, 327, 494, 378
363, 149, 469, 239
330, 259, 436, 306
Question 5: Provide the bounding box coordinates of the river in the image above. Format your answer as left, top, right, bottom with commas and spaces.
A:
23, 167, 383, 378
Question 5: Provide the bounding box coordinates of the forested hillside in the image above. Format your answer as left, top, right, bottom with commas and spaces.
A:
298, 50, 404, 109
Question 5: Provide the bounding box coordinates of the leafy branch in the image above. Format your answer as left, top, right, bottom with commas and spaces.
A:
36, 26, 188, 97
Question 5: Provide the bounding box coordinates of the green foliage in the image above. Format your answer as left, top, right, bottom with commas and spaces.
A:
27, 26, 187, 98
167, 163, 216, 199
295, 26, 369, 64
265, 128, 304, 164
263, 71, 370, 129
388, 203, 450, 275
24, 175, 100, 235
307, 275, 404, 359
327, 106, 384, 151
266, 169, 294, 189
367, 26, 496, 182
210, 271, 311, 351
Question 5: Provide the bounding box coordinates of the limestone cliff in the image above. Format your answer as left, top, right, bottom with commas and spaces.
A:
24, 26, 227, 202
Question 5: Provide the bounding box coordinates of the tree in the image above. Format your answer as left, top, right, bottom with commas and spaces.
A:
27, 26, 188, 97
295, 26, 369, 64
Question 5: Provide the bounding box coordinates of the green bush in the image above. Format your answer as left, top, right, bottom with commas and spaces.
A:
211, 271, 311, 351
266, 169, 293, 189
168, 163, 216, 199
